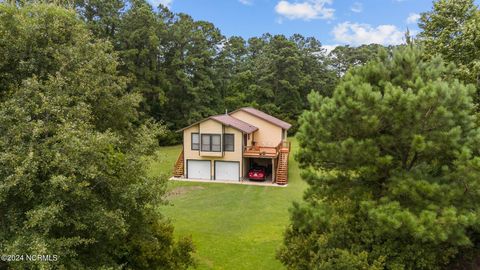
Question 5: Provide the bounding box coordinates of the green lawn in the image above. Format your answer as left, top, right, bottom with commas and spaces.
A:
148, 138, 307, 269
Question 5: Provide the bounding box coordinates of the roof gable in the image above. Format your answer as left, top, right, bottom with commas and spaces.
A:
210, 114, 258, 133
230, 107, 292, 130
178, 114, 258, 133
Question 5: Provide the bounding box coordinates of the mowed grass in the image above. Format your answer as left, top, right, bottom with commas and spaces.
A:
148, 138, 307, 270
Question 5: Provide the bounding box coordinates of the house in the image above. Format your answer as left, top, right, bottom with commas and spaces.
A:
173, 107, 292, 185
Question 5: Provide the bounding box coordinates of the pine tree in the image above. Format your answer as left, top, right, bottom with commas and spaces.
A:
115, 0, 168, 120
279, 46, 480, 269
328, 44, 390, 77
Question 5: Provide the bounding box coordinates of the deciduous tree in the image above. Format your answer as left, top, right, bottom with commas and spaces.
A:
0, 4, 194, 269
419, 0, 480, 98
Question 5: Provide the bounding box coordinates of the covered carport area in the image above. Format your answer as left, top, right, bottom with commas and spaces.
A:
243, 157, 276, 182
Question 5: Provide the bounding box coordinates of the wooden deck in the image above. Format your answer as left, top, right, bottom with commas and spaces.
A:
243, 141, 290, 158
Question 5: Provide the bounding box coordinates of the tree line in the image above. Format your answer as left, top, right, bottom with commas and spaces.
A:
41, 0, 385, 142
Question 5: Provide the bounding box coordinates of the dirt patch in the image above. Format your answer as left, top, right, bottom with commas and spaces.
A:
164, 186, 205, 199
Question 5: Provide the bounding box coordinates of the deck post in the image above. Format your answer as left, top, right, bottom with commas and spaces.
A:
272, 158, 275, 183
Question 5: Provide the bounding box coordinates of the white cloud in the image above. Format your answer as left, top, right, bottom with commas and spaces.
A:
406, 13, 420, 24
150, 0, 173, 8
323, 44, 339, 54
332, 21, 405, 46
274, 0, 335, 21
350, 2, 362, 13
239, 0, 253, 5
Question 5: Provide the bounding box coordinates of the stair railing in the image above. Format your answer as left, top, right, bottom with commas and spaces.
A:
173, 150, 184, 176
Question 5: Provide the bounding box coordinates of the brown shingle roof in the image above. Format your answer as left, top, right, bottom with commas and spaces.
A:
177, 114, 258, 133
210, 114, 258, 133
231, 107, 292, 130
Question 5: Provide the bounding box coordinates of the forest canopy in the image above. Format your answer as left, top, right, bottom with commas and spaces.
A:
39, 0, 375, 142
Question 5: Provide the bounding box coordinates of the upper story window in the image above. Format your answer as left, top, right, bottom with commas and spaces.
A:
201, 134, 221, 152
191, 133, 199, 150
223, 134, 234, 152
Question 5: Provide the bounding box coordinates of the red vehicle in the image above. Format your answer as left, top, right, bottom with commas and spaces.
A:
248, 167, 267, 181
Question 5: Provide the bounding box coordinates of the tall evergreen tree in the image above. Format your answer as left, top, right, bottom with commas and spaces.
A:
115, 0, 168, 120
159, 12, 224, 129
253, 34, 304, 120
213, 36, 250, 111
279, 46, 480, 269
290, 34, 337, 105
74, 0, 124, 39
329, 44, 389, 77
240, 34, 335, 133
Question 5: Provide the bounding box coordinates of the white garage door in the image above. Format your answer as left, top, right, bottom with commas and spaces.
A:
215, 161, 240, 181
187, 160, 211, 180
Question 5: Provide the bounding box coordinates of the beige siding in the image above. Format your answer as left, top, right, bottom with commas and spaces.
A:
222, 126, 243, 162
230, 110, 283, 147
183, 120, 244, 179
183, 125, 199, 155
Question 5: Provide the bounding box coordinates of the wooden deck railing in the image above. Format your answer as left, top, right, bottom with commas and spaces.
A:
243, 141, 290, 157
280, 141, 291, 152
244, 145, 277, 152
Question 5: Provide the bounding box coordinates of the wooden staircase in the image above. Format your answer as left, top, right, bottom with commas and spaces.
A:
275, 142, 290, 185
173, 150, 184, 177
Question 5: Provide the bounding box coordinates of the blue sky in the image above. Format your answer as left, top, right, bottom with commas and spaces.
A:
148, 0, 443, 49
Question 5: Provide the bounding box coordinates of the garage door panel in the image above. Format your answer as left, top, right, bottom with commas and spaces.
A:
187, 160, 211, 180
215, 161, 239, 181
